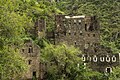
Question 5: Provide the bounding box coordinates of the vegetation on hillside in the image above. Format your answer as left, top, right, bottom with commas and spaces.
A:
0, 0, 119, 80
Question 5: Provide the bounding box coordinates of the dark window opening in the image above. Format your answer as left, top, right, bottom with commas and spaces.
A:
85, 24, 87, 31
28, 48, 31, 53
106, 68, 111, 73
106, 57, 109, 60
22, 49, 24, 53
113, 58, 115, 60
28, 46, 33, 53
88, 34, 90, 37
112, 57, 116, 61
79, 22, 81, 25
75, 41, 76, 45
93, 34, 95, 37
59, 24, 61, 27
28, 60, 32, 65
32, 71, 36, 79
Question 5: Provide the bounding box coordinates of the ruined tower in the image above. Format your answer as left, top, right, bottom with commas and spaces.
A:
21, 39, 40, 79
33, 18, 46, 39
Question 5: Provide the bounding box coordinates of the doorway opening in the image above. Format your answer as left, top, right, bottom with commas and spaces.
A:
106, 67, 112, 73
32, 71, 37, 80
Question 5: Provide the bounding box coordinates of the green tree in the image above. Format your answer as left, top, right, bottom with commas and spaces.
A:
0, 46, 27, 80
41, 42, 101, 80
0, 0, 32, 79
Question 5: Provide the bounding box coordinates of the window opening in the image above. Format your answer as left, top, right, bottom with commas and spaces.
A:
106, 55, 110, 62
93, 55, 97, 62
100, 57, 104, 62
85, 24, 87, 31
112, 55, 116, 62
106, 67, 112, 73
93, 34, 95, 37
59, 24, 61, 27
28, 46, 33, 53
32, 71, 37, 79
28, 60, 32, 65
74, 41, 77, 45
22, 49, 24, 53
107, 68, 111, 73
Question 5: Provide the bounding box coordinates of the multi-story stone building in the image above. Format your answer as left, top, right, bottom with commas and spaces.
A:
21, 15, 119, 79
20, 18, 46, 80
47, 15, 120, 73
20, 40, 40, 80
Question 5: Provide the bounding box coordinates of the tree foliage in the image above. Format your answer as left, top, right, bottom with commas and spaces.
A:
0, 46, 27, 80
41, 42, 101, 80
0, 0, 31, 79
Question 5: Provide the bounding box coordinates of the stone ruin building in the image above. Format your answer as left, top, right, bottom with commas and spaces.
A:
20, 19, 46, 80
47, 15, 120, 73
20, 15, 120, 80
20, 40, 40, 80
